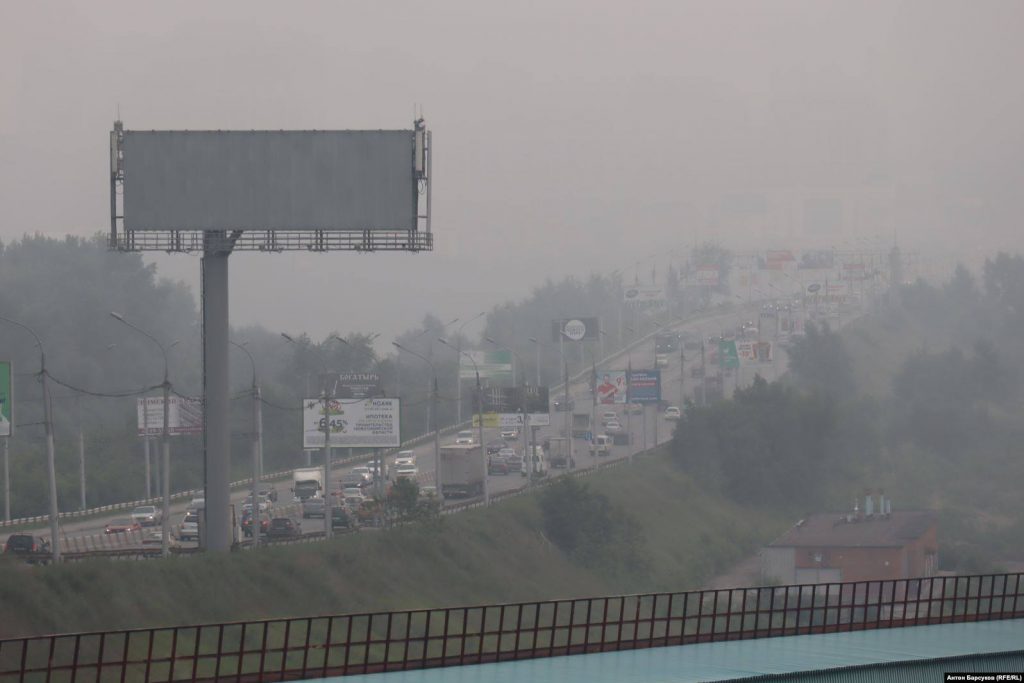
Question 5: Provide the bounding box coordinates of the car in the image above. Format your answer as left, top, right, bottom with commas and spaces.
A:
367, 461, 389, 480
267, 517, 301, 539
105, 518, 141, 535
500, 429, 518, 440
340, 472, 369, 489
302, 497, 327, 519
350, 466, 373, 483
664, 406, 682, 420
142, 530, 179, 547
502, 449, 523, 472
241, 510, 271, 537
589, 434, 612, 456
454, 437, 475, 445
394, 463, 419, 479
627, 403, 644, 415
331, 506, 354, 530
187, 497, 205, 511
393, 451, 416, 468
4, 534, 50, 562
418, 485, 438, 500
241, 500, 270, 515
456, 430, 475, 441
130, 505, 162, 527
486, 440, 506, 455
488, 455, 509, 475
601, 411, 618, 426
604, 420, 623, 433
178, 512, 199, 541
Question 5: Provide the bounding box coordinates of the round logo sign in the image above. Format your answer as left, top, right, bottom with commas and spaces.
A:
563, 319, 587, 341
807, 283, 821, 293
625, 288, 639, 299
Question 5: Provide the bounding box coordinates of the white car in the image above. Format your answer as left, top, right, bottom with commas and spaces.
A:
500, 429, 518, 440
664, 406, 682, 420
394, 463, 419, 479
601, 411, 618, 426
350, 466, 374, 483
393, 451, 416, 468
605, 420, 623, 433
177, 512, 199, 541
130, 505, 162, 527
186, 497, 205, 511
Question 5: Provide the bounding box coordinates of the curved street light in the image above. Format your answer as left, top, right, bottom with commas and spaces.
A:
110, 312, 175, 557
0, 315, 59, 563
393, 342, 442, 501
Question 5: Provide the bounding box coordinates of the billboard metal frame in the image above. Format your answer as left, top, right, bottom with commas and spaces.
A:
109, 121, 432, 253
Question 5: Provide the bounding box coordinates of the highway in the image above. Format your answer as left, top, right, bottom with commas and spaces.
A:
21, 303, 803, 554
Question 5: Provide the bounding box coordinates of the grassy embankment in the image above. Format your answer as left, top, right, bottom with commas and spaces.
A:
0, 450, 789, 639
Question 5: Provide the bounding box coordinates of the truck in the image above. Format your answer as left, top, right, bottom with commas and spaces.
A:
544, 436, 573, 469
439, 444, 485, 498
571, 412, 591, 439
292, 467, 323, 502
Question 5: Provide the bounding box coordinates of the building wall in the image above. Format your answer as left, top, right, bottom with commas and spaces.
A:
761, 547, 796, 584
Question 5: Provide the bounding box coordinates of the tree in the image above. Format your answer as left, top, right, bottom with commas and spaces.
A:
787, 322, 855, 396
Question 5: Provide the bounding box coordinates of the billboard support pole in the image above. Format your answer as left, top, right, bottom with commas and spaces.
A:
161, 371, 171, 558
321, 391, 333, 541
3, 437, 9, 522
201, 238, 232, 552
143, 400, 151, 500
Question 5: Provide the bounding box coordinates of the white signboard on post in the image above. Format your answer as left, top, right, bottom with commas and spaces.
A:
303, 397, 401, 448
136, 396, 203, 436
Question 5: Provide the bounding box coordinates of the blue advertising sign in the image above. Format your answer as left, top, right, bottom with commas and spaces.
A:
628, 369, 662, 404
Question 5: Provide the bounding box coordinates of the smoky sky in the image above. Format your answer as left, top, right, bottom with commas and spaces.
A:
1, 0, 1022, 344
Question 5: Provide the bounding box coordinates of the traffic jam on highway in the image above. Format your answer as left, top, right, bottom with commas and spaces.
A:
4, 304, 804, 561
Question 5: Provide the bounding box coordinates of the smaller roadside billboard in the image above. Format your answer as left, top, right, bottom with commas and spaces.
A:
136, 396, 203, 436
302, 397, 400, 448
627, 370, 662, 404
595, 370, 627, 404
460, 350, 513, 383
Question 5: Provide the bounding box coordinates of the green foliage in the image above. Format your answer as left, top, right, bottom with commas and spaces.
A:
786, 322, 855, 396
538, 478, 649, 578
673, 376, 849, 508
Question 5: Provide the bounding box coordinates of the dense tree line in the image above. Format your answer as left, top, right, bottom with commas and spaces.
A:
669, 254, 1024, 570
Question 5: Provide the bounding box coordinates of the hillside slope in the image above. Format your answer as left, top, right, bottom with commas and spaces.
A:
0, 451, 787, 639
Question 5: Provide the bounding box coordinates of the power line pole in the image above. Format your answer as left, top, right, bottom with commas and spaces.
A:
77, 397, 86, 510
3, 437, 9, 522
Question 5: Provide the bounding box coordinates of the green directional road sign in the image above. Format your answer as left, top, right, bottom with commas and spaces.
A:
718, 340, 740, 369
0, 361, 11, 437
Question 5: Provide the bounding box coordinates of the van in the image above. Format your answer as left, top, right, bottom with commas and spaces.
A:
589, 435, 611, 456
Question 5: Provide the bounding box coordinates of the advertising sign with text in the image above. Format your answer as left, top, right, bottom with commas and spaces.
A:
627, 370, 662, 404
136, 396, 203, 436
595, 370, 627, 404
302, 397, 400, 448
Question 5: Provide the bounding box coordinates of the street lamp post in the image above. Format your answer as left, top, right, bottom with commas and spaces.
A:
231, 341, 262, 549
110, 312, 175, 557
438, 338, 487, 505
454, 313, 485, 425
0, 316, 60, 563
393, 342, 441, 501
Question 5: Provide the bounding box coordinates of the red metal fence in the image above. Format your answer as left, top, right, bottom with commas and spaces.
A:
1, 573, 1021, 682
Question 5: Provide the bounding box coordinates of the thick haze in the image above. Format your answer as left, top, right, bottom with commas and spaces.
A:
2, 0, 1022, 344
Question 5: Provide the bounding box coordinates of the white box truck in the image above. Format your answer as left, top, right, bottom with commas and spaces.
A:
292, 467, 323, 501
439, 444, 485, 498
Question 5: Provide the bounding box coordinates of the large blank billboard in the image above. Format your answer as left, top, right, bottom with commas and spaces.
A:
122, 130, 418, 231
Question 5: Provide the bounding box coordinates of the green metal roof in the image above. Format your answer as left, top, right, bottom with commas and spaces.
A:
315, 618, 1024, 683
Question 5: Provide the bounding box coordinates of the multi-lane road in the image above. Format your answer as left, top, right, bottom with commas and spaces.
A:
24, 304, 796, 553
